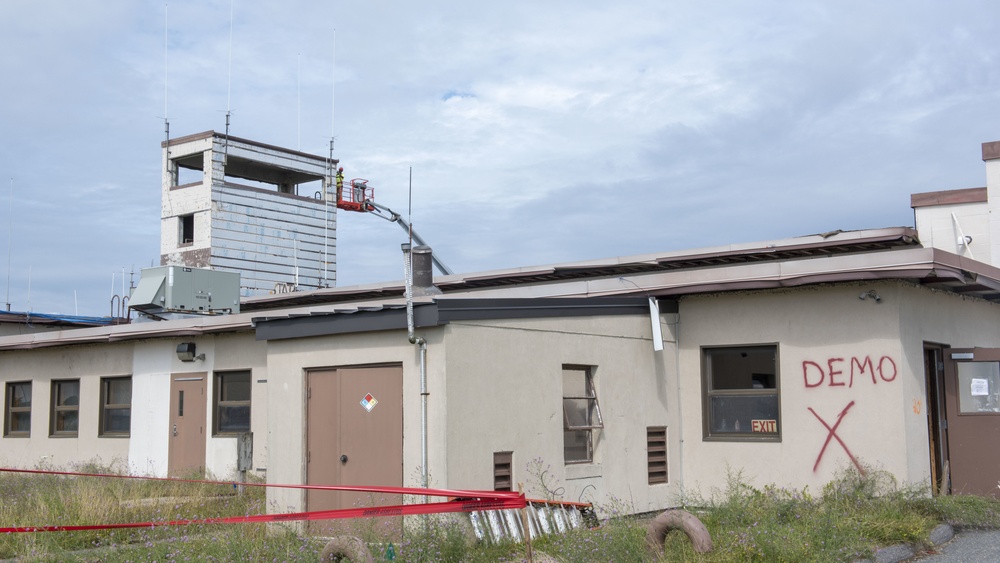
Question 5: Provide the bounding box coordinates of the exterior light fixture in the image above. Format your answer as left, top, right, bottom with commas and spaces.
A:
176, 342, 205, 362
859, 290, 882, 303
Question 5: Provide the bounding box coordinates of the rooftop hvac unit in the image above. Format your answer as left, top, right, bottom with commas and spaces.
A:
129, 266, 240, 317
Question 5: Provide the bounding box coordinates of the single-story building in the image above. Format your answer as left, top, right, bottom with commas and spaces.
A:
4, 140, 1000, 523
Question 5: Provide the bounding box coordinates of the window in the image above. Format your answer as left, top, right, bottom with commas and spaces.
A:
100, 376, 132, 436
703, 345, 780, 441
50, 379, 80, 437
215, 371, 251, 435
179, 214, 194, 245
956, 361, 1000, 413
5, 381, 31, 437
563, 366, 603, 463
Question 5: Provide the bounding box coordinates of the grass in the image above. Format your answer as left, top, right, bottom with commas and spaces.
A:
0, 461, 998, 562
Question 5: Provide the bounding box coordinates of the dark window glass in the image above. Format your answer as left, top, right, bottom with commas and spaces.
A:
703, 346, 780, 441
5, 381, 31, 436
101, 377, 132, 436
215, 371, 251, 435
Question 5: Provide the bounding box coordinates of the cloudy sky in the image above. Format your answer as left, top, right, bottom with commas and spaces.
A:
1, 1, 999, 316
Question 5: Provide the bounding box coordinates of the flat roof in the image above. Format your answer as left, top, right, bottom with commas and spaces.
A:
2, 226, 998, 350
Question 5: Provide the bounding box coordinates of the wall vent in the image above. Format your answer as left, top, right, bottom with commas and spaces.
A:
647, 426, 667, 485
493, 451, 513, 491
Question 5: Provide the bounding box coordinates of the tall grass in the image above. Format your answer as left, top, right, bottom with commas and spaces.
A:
2, 460, 999, 562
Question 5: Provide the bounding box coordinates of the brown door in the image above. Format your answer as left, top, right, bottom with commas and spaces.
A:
306, 365, 403, 535
943, 348, 1000, 498
168, 375, 207, 477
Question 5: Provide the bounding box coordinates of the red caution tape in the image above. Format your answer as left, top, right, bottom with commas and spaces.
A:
0, 467, 527, 533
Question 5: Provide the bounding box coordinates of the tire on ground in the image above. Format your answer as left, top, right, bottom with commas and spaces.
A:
319, 535, 374, 562
645, 509, 713, 554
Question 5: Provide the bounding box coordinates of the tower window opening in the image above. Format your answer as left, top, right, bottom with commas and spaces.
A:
179, 214, 195, 245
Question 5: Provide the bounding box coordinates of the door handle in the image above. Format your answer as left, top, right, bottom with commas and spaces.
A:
173, 424, 178, 437
340, 454, 348, 464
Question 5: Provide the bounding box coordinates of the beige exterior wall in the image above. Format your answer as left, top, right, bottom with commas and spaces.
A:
0, 343, 133, 469
262, 329, 438, 517
679, 282, 909, 494
678, 280, 1000, 496
896, 280, 1000, 483
0, 331, 267, 479
262, 309, 680, 518
441, 313, 681, 514
913, 201, 987, 260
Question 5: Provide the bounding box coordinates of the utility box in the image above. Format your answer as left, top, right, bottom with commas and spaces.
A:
129, 266, 241, 315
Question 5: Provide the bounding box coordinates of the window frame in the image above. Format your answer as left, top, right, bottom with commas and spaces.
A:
702, 344, 781, 442
99, 376, 132, 437
49, 379, 80, 437
562, 365, 604, 464
214, 370, 252, 436
179, 214, 195, 246
4, 381, 32, 437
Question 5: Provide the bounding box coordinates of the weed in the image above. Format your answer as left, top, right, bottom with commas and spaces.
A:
3, 459, 1000, 562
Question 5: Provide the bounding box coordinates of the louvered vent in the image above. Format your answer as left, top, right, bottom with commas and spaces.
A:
494, 451, 513, 491
647, 427, 667, 484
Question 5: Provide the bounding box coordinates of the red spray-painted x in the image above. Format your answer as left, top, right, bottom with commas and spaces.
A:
808, 400, 865, 476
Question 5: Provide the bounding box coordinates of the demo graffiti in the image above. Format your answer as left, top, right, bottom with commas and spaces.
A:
803, 356, 897, 388
808, 400, 864, 475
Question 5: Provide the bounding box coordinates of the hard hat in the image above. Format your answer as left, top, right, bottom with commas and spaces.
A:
338, 167, 344, 171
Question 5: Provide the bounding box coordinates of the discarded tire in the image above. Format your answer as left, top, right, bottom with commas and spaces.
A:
646, 509, 713, 554
319, 535, 374, 562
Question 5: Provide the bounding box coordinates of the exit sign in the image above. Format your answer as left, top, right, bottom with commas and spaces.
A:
752, 419, 777, 433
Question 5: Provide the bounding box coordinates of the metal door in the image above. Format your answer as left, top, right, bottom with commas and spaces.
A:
168, 375, 207, 477
306, 365, 403, 535
943, 348, 1000, 498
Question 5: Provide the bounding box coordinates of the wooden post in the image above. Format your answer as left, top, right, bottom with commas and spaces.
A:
519, 483, 533, 563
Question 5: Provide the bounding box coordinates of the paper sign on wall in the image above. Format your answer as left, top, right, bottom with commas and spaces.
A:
971, 378, 990, 397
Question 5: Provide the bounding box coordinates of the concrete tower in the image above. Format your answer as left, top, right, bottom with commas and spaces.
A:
160, 131, 338, 296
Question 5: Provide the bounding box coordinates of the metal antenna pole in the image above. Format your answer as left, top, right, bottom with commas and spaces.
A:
164, 3, 170, 152
297, 52, 301, 151
224, 0, 234, 165
5, 178, 12, 311
408, 167, 413, 246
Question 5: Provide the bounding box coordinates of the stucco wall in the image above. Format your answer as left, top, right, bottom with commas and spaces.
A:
896, 280, 1000, 484
679, 282, 909, 495
0, 331, 267, 478
678, 280, 1000, 497
441, 312, 680, 514
262, 329, 438, 516
0, 343, 133, 469
132, 333, 266, 478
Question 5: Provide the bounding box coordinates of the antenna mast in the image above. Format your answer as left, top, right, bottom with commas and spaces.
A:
164, 3, 170, 149
322, 30, 336, 287
224, 0, 234, 165
297, 52, 301, 151
5, 178, 12, 311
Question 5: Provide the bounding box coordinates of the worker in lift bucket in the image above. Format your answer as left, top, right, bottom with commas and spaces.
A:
335, 167, 344, 201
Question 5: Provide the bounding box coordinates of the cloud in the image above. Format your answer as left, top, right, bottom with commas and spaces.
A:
2, 1, 1000, 314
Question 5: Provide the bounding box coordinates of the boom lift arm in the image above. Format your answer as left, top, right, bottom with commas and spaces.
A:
363, 200, 454, 276
335, 177, 454, 276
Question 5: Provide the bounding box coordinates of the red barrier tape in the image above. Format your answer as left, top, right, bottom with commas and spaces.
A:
0, 497, 527, 533
0, 467, 520, 500
0, 467, 527, 533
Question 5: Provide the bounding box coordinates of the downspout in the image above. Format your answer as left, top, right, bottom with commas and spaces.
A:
403, 244, 429, 492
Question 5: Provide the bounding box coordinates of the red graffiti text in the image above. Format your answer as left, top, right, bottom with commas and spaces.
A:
803, 356, 897, 388
808, 401, 864, 475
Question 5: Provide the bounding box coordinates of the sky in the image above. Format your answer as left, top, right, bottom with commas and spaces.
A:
1, 1, 1000, 316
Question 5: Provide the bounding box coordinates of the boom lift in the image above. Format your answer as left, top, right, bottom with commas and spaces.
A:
336, 178, 454, 276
